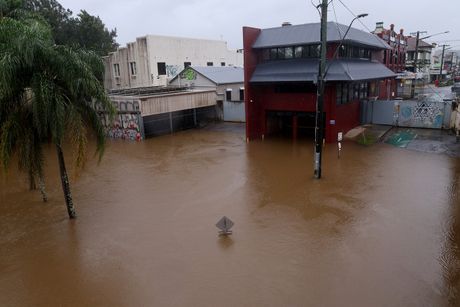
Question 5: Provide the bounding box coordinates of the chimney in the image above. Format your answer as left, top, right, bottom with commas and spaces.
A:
282, 22, 292, 27
375, 22, 384, 34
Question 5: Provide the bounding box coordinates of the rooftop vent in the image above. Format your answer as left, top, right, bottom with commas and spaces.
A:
282, 22, 292, 27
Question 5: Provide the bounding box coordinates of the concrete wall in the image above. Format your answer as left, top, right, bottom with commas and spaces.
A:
104, 35, 243, 90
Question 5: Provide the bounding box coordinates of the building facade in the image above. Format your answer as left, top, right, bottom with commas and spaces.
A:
373, 22, 407, 73
243, 22, 396, 143
169, 66, 245, 122
406, 36, 433, 77
103, 35, 244, 90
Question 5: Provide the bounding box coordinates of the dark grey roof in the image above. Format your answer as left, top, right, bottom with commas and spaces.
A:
407, 37, 434, 51
250, 59, 396, 83
252, 22, 390, 50
191, 66, 244, 84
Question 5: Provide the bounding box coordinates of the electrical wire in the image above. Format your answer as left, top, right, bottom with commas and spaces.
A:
337, 0, 388, 49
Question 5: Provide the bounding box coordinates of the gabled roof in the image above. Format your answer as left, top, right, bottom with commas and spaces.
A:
406, 37, 434, 51
250, 58, 396, 83
170, 66, 244, 85
193, 66, 244, 84
252, 22, 390, 50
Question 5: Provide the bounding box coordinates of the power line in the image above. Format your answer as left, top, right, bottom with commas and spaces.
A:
336, 0, 386, 48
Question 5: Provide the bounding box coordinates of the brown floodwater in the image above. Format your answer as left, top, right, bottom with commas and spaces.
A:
1, 123, 459, 306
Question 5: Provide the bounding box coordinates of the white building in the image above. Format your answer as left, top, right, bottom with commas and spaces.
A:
103, 35, 244, 90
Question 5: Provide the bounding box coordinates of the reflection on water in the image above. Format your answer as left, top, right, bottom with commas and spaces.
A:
1, 123, 459, 306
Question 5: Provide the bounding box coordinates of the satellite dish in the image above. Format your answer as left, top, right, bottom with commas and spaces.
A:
216, 216, 234, 236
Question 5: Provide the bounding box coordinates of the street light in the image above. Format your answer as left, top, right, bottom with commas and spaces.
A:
313, 1, 368, 179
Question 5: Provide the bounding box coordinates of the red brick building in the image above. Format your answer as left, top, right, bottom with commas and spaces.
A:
243, 22, 396, 143
373, 22, 408, 97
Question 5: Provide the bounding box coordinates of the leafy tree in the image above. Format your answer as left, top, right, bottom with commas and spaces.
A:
0, 15, 115, 218
23, 0, 118, 55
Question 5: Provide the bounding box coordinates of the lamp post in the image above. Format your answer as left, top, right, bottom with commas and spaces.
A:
313, 1, 367, 179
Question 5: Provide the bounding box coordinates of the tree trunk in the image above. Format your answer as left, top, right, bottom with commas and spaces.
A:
38, 175, 48, 202
56, 144, 76, 218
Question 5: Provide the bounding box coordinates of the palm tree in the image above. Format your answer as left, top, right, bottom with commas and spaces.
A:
0, 16, 114, 218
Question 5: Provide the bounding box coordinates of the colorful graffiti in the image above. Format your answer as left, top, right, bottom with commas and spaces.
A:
166, 65, 180, 78
101, 99, 143, 141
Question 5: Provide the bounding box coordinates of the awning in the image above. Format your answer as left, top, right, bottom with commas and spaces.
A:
250, 58, 396, 83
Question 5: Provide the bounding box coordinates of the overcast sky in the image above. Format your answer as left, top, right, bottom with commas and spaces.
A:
59, 0, 460, 52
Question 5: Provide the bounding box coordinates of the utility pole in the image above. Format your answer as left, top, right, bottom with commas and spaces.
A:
439, 44, 448, 81
314, 0, 328, 179
410, 31, 426, 97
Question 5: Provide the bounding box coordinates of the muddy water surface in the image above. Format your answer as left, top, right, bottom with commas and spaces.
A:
1, 123, 459, 306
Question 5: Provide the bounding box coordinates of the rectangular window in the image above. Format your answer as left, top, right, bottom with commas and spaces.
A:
360, 83, 365, 99
354, 83, 359, 99
207, 62, 213, 66
226, 89, 232, 101
310, 45, 320, 57
113, 63, 120, 77
221, 62, 226, 66
348, 83, 353, 102
129, 62, 137, 76
284, 47, 293, 59
295, 46, 304, 58
269, 48, 278, 60
157, 62, 166, 75
239, 88, 244, 101
277, 47, 286, 59
184, 62, 191, 68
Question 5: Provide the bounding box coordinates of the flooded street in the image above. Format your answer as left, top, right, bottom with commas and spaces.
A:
1, 123, 459, 306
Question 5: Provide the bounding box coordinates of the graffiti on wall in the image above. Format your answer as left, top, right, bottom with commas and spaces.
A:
399, 101, 444, 129
166, 65, 180, 78
101, 99, 143, 141
180, 68, 197, 81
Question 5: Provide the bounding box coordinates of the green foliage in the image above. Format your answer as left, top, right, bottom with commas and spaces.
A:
23, 0, 118, 55
0, 15, 115, 194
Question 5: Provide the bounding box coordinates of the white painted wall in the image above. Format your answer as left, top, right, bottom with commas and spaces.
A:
104, 34, 243, 90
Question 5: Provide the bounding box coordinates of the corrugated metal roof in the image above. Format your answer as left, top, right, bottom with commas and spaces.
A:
192, 66, 244, 84
252, 22, 390, 50
250, 59, 396, 83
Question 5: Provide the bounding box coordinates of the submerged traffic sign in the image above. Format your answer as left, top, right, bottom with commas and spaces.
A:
216, 216, 234, 235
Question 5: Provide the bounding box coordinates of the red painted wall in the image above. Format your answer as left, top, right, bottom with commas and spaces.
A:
243, 27, 261, 140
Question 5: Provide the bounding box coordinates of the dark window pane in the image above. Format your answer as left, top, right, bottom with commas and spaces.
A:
239, 89, 244, 101
157, 62, 166, 75
184, 62, 191, 68
207, 62, 213, 66
269, 48, 278, 60
226, 90, 232, 101
221, 62, 226, 66
277, 47, 286, 59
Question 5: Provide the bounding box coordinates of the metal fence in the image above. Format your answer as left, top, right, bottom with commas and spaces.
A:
361, 98, 453, 129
